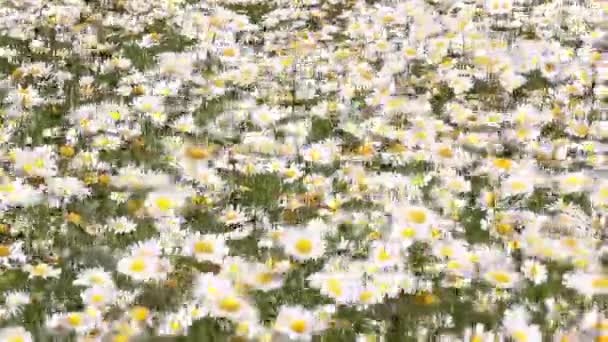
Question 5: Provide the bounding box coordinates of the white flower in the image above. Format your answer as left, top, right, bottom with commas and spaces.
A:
564, 271, 608, 296
117, 255, 171, 282
46, 176, 90, 204
0, 180, 43, 208
274, 306, 319, 340
0, 241, 27, 267
0, 326, 33, 342
14, 146, 57, 178
133, 95, 164, 114
106, 216, 137, 234
81, 285, 116, 308
46, 311, 97, 334
557, 172, 592, 194
250, 105, 284, 128
158, 52, 194, 79
2, 291, 30, 317
145, 190, 189, 218
24, 263, 61, 279
502, 307, 542, 342
193, 273, 235, 300
521, 260, 548, 285
183, 233, 229, 264
280, 227, 326, 261
157, 310, 193, 336
73, 268, 114, 288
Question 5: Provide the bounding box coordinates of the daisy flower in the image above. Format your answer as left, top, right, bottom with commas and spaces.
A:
280, 227, 326, 261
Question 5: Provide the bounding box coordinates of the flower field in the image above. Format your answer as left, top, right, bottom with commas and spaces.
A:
0, 0, 607, 341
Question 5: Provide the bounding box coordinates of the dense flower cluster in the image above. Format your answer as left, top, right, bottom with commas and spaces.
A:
0, 0, 606, 340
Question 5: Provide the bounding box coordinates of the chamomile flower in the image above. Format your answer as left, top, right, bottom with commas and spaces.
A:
0, 326, 33, 342
209, 292, 257, 322
24, 263, 61, 279
47, 311, 96, 334
0, 180, 43, 208
0, 241, 26, 267
2, 291, 30, 318
274, 306, 318, 340
591, 181, 608, 208
564, 271, 608, 296
145, 190, 188, 217
81, 285, 116, 308
183, 233, 229, 264
557, 172, 592, 194
502, 306, 542, 342
521, 259, 548, 285
244, 262, 284, 292
13, 146, 57, 178
73, 268, 114, 288
280, 227, 326, 261
193, 273, 235, 300
117, 255, 170, 282
106, 216, 137, 235
483, 266, 521, 289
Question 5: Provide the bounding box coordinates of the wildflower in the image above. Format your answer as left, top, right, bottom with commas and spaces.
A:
183, 233, 229, 264
274, 306, 319, 340
521, 260, 548, 285
73, 268, 114, 288
280, 227, 326, 261
24, 263, 61, 279
81, 285, 116, 308
117, 255, 170, 282
106, 216, 137, 235
0, 326, 33, 342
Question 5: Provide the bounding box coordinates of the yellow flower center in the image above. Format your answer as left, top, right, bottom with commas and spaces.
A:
91, 294, 104, 303
155, 197, 173, 211
109, 111, 121, 120
438, 146, 453, 158
0, 183, 15, 193
377, 249, 392, 262
592, 277, 608, 289
493, 158, 512, 170
113, 335, 129, 342
471, 335, 483, 342
225, 211, 239, 221
129, 259, 146, 273
194, 241, 214, 254
496, 223, 513, 235
510, 181, 527, 192
407, 209, 427, 224
219, 297, 241, 312
256, 272, 273, 285
185, 146, 209, 159
447, 260, 462, 270
223, 48, 237, 57
489, 271, 511, 284
32, 264, 48, 276
131, 306, 149, 321
284, 169, 297, 178
310, 150, 322, 161
295, 239, 313, 255
0, 245, 10, 257
68, 313, 83, 327
170, 321, 181, 331
328, 278, 342, 296
401, 227, 416, 239
359, 290, 374, 302
512, 330, 528, 341
290, 320, 308, 334
564, 176, 583, 187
